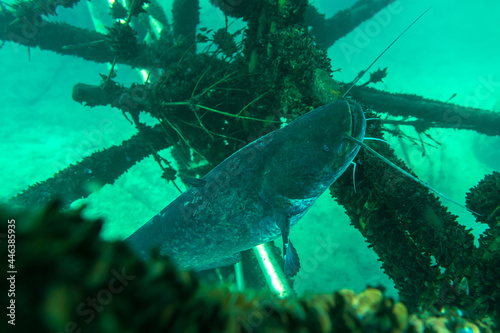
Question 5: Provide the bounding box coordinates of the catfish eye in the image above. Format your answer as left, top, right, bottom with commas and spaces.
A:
322, 144, 331, 152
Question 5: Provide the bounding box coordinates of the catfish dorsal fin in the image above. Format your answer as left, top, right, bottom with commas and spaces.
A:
341, 7, 431, 98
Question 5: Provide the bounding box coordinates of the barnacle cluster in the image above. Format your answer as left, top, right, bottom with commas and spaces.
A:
106, 22, 139, 61
465, 172, 500, 318
466, 171, 500, 227
267, 26, 331, 115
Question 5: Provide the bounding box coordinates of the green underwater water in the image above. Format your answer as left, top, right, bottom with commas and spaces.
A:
1, 0, 499, 301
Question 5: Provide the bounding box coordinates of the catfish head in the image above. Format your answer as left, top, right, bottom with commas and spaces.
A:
261, 99, 366, 203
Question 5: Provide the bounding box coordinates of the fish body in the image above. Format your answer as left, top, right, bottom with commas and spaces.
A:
126, 99, 366, 276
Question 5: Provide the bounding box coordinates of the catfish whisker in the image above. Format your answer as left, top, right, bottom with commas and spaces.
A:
345, 135, 481, 216
341, 7, 431, 98
350, 161, 357, 194
363, 137, 392, 145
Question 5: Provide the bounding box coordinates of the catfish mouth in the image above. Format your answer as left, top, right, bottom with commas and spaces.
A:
349, 101, 366, 142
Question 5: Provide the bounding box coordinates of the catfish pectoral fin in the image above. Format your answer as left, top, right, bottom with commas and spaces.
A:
284, 241, 301, 278
271, 207, 301, 277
